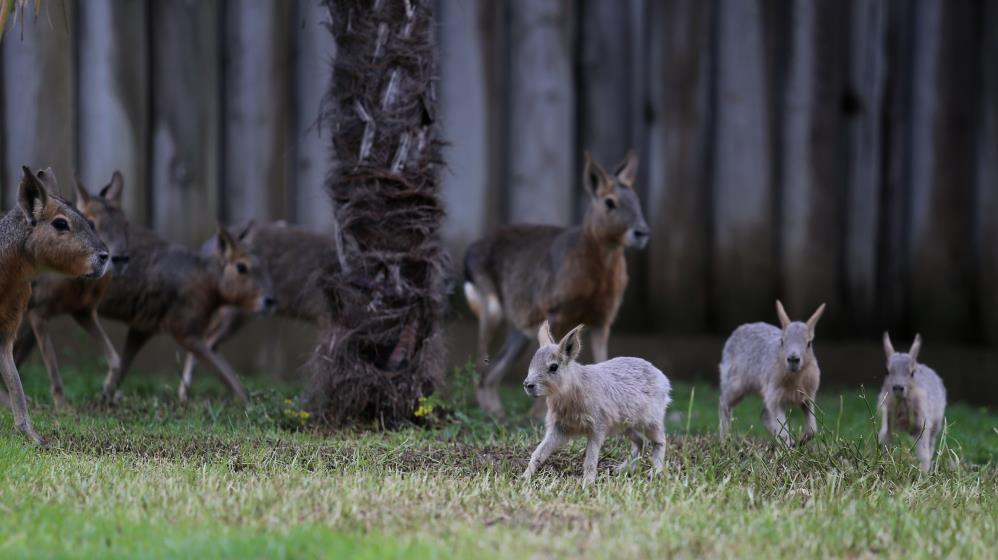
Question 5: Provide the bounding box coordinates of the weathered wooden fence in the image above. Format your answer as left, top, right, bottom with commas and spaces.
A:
438, 0, 998, 342
0, 0, 335, 240
1, 0, 996, 344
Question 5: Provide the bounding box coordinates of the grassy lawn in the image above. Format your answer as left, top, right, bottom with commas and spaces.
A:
1, 360, 996, 559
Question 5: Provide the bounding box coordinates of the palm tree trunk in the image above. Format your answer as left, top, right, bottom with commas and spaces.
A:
304, 0, 448, 424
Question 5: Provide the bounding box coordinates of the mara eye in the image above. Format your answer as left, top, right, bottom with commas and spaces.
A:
51, 218, 70, 232
87, 219, 96, 231
236, 263, 248, 275
547, 363, 559, 374
604, 198, 616, 210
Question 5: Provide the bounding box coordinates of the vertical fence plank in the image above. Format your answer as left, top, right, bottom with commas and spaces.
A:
711, 0, 774, 330
78, 0, 149, 225
149, 0, 221, 245
843, 0, 885, 331
437, 0, 491, 259
2, 1, 74, 201
907, 0, 980, 339
875, 1, 915, 335
577, 0, 631, 179
506, 0, 574, 226
978, 1, 998, 343
780, 0, 846, 324
293, 0, 335, 230
223, 0, 292, 225
645, 0, 714, 332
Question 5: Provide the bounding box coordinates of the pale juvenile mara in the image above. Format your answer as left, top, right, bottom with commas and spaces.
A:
464, 151, 649, 416
719, 300, 826, 446
0, 167, 109, 445
13, 172, 130, 410
879, 333, 947, 472
521, 321, 671, 485
178, 221, 333, 400
98, 224, 274, 403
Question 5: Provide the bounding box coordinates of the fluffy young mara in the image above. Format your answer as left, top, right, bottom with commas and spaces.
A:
521, 322, 671, 485
879, 333, 947, 472
719, 300, 825, 446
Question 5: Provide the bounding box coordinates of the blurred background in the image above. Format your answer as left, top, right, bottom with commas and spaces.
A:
2, 1, 997, 404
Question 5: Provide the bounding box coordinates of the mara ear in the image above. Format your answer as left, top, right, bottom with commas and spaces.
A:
18, 166, 49, 223
882, 331, 895, 358
215, 224, 239, 261
775, 300, 791, 330
583, 151, 614, 199
34, 167, 59, 194
557, 324, 585, 363
236, 220, 258, 244
908, 333, 922, 364
99, 171, 125, 205
73, 174, 92, 211
612, 150, 639, 188
537, 320, 555, 346
806, 303, 826, 334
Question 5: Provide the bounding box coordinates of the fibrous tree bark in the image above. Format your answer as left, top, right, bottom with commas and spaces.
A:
305, 0, 448, 424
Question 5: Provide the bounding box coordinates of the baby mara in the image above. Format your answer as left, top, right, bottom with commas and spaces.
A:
521, 321, 672, 485
879, 333, 946, 472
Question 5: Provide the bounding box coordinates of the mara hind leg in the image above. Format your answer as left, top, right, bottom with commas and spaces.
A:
589, 323, 610, 363
12, 319, 35, 367
465, 278, 511, 415
478, 330, 528, 416
27, 312, 68, 410
718, 377, 745, 439
615, 428, 645, 474
646, 422, 667, 476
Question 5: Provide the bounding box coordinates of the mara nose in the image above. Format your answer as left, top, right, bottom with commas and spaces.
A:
264, 297, 277, 308
892, 385, 904, 394
633, 229, 649, 239
97, 252, 110, 263
523, 382, 536, 391
787, 355, 801, 365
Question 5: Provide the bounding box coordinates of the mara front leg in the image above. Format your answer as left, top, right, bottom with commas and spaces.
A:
72, 310, 121, 404
798, 397, 818, 446
522, 425, 567, 480
878, 397, 893, 451
102, 328, 151, 403
178, 307, 244, 401
0, 339, 46, 446
915, 420, 936, 472
582, 430, 608, 486
762, 398, 793, 446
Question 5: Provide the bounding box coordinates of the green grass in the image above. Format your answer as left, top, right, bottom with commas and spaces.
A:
1, 360, 996, 559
